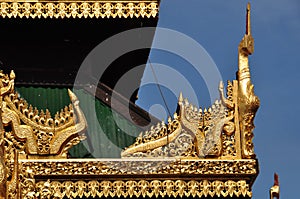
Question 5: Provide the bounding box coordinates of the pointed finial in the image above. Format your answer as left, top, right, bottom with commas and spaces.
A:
10, 70, 15, 79
173, 112, 178, 119
68, 89, 79, 104
178, 92, 183, 103
270, 173, 280, 199
239, 2, 254, 56
273, 173, 279, 186
168, 116, 172, 123
246, 2, 251, 35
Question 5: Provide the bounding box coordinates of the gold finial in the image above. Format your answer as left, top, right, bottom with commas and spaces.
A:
68, 89, 79, 104
178, 92, 183, 103
270, 173, 280, 199
246, 2, 251, 35
239, 2, 254, 56
237, 3, 260, 159
10, 70, 15, 80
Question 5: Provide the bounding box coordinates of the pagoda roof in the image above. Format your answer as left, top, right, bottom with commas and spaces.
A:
0, 3, 261, 199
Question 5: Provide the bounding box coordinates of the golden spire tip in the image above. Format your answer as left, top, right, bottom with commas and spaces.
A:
68, 89, 78, 103
178, 92, 183, 103
246, 2, 251, 35
9, 70, 15, 79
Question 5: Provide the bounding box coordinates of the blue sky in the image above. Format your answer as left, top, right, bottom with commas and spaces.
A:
136, 0, 300, 198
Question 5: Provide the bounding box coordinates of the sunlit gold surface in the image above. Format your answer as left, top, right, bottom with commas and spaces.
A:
122, 3, 260, 158
0, 3, 260, 198
0, 71, 87, 198
121, 90, 237, 158
237, 3, 260, 159
19, 159, 257, 176
17, 158, 257, 198
270, 185, 280, 199
0, 1, 159, 19
32, 179, 252, 198
270, 173, 280, 199
1, 74, 87, 158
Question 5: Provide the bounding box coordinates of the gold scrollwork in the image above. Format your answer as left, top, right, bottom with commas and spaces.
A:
0, 71, 87, 159
0, 1, 159, 19
30, 179, 252, 198
19, 159, 258, 176
122, 88, 237, 158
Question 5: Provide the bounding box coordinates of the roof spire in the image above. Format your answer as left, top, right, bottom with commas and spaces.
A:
246, 3, 251, 35
270, 173, 280, 199
237, 3, 260, 159
239, 2, 254, 56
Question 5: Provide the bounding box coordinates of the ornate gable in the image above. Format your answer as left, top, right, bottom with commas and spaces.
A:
0, 3, 260, 199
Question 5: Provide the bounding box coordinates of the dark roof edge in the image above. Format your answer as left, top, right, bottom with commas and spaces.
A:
83, 83, 160, 130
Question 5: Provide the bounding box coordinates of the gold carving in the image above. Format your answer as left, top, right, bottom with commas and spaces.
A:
6, 150, 19, 199
122, 88, 237, 158
31, 179, 252, 198
0, 1, 159, 19
19, 165, 36, 199
0, 102, 4, 199
0, 70, 87, 197
270, 173, 280, 199
18, 159, 257, 176
237, 3, 260, 159
0, 71, 88, 199
0, 3, 261, 198
0, 71, 87, 158
0, 141, 6, 199
18, 158, 258, 198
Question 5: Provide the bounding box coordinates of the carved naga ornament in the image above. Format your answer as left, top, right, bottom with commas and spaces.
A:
122, 4, 259, 160
237, 3, 260, 159
0, 71, 87, 159
121, 90, 235, 158
0, 70, 87, 197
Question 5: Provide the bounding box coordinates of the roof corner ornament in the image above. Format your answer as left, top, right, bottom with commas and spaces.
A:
0, 70, 87, 158
237, 2, 260, 159
270, 173, 280, 199
0, 70, 88, 197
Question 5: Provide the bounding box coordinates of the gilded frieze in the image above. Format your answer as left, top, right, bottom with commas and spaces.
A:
25, 179, 252, 198
0, 1, 159, 19
19, 159, 257, 176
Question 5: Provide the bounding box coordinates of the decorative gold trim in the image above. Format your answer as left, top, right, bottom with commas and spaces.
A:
17, 158, 257, 198
29, 179, 252, 198
0, 1, 159, 19
19, 159, 258, 176
122, 86, 237, 159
